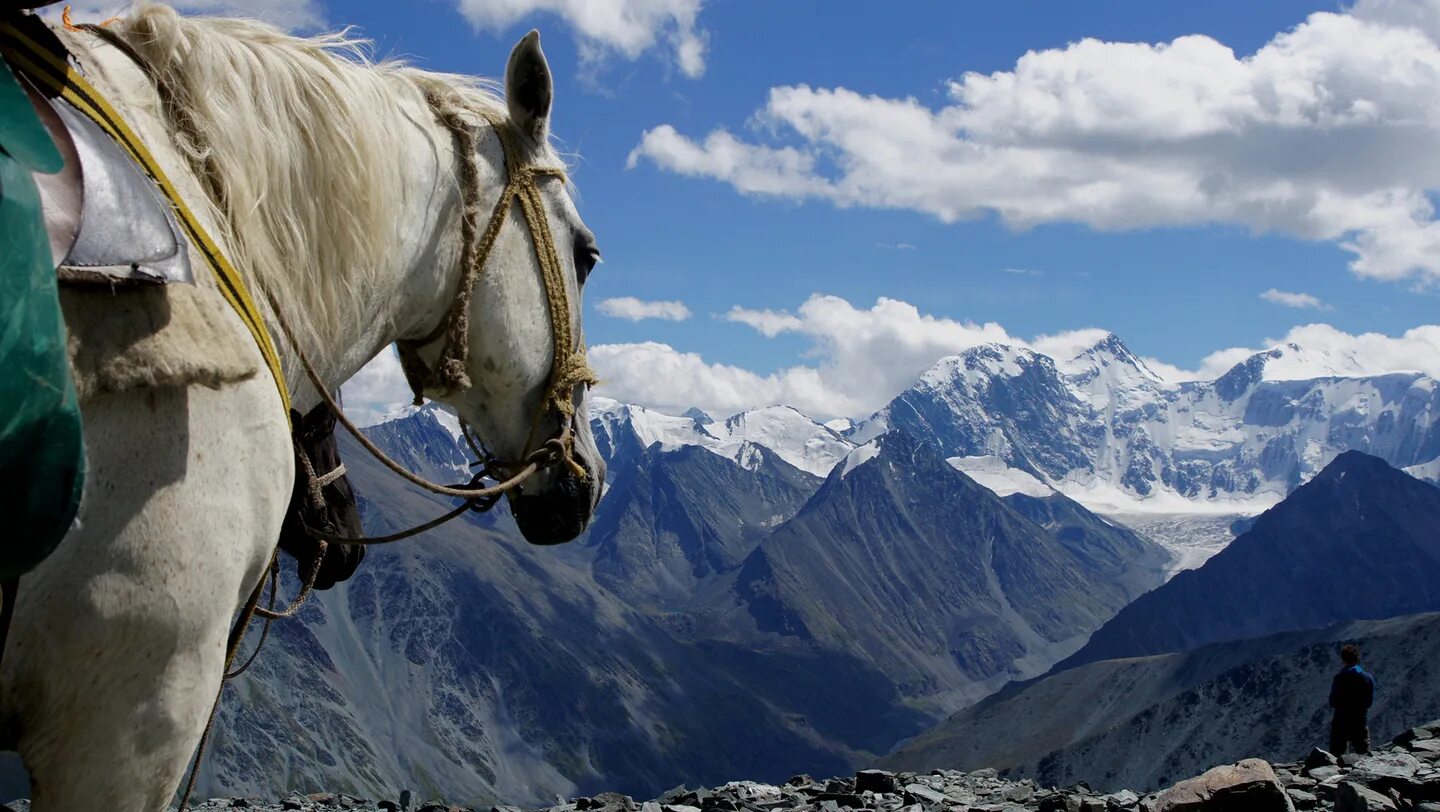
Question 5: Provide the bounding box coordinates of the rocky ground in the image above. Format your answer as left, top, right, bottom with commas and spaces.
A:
5, 719, 1437, 812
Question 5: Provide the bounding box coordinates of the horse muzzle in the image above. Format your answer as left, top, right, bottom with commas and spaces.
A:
508, 457, 602, 545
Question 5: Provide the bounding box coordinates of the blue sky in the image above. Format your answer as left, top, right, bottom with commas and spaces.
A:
92, 0, 1440, 419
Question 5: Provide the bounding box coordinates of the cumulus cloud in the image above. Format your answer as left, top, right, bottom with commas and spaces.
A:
629, 3, 1440, 285
341, 348, 413, 426
723, 305, 803, 337
597, 296, 692, 321
340, 299, 1440, 422
590, 342, 848, 416
598, 295, 1034, 418
456, 0, 708, 78
54, 0, 324, 29
1189, 323, 1440, 381
592, 295, 1440, 418
1260, 288, 1334, 311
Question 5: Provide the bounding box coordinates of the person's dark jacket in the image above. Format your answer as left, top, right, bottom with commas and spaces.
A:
1329, 665, 1376, 716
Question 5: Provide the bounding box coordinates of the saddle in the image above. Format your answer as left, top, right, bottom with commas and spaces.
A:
1, 12, 364, 588
45, 92, 193, 285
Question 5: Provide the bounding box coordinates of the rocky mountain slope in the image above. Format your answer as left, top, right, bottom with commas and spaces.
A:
720, 431, 1170, 711
197, 429, 925, 805
882, 611, 1440, 794
1057, 451, 1440, 671
554, 439, 819, 611
195, 393, 1178, 802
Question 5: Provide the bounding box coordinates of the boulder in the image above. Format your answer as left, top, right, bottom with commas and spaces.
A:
1334, 782, 1398, 811
1350, 751, 1423, 792
901, 784, 950, 805
854, 770, 899, 794
1103, 789, 1139, 809
1396, 727, 1436, 746
1302, 749, 1338, 774
1286, 788, 1317, 810
1153, 759, 1294, 811
1412, 740, 1440, 757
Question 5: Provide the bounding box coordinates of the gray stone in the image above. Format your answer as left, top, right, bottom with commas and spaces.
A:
854, 771, 899, 795
1413, 740, 1440, 756
1334, 782, 1397, 811
1002, 784, 1034, 803
1102, 789, 1138, 808
1396, 727, 1437, 746
1036, 793, 1082, 812
1303, 748, 1338, 774
1286, 789, 1317, 810
1308, 766, 1343, 783
901, 784, 949, 805
1153, 758, 1293, 811
1351, 751, 1423, 792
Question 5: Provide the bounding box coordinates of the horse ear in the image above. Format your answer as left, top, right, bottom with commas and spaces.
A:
505, 30, 552, 142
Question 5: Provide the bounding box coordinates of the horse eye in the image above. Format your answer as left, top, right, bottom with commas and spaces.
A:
573, 232, 600, 284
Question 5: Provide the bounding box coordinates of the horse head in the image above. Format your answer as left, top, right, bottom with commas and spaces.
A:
402, 32, 604, 545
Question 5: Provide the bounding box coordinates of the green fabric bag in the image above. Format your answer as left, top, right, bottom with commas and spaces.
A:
0, 53, 84, 579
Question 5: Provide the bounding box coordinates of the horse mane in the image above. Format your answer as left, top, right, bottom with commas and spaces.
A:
106, 3, 559, 354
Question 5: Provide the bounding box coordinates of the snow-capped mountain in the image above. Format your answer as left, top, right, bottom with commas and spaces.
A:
858, 333, 1440, 515
590, 397, 852, 477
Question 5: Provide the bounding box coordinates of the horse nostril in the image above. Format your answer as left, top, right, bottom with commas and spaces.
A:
510, 467, 595, 545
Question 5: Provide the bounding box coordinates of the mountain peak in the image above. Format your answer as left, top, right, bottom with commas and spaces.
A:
919, 344, 1048, 389
1062, 332, 1163, 387
1310, 449, 1402, 486
683, 406, 716, 426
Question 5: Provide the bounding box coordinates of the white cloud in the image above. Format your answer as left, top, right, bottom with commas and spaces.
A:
629, 3, 1440, 285
341, 348, 413, 426
599, 295, 1034, 418
1139, 356, 1204, 384
723, 305, 803, 337
340, 298, 1440, 422
53, 0, 324, 29
456, 0, 708, 78
1030, 328, 1114, 362
1002, 267, 1044, 276
590, 341, 849, 417
1260, 288, 1334, 311
596, 296, 692, 321
1190, 323, 1440, 381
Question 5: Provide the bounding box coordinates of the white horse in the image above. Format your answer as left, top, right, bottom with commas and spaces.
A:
3, 5, 604, 809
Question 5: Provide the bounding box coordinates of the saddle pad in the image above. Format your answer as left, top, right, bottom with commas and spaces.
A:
62, 280, 260, 401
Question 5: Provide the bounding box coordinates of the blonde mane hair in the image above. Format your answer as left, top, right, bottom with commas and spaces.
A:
106, 3, 561, 352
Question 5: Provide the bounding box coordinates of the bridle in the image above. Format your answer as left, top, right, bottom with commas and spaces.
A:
268, 85, 601, 549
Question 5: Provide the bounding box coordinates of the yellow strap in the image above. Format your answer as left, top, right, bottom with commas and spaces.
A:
1, 20, 292, 417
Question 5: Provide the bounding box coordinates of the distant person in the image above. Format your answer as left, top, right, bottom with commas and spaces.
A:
1328, 644, 1375, 756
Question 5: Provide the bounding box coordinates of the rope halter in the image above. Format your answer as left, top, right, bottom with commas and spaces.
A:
396, 88, 599, 470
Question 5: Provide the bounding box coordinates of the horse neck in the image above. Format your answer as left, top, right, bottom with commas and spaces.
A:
279, 102, 481, 411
